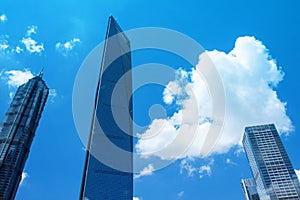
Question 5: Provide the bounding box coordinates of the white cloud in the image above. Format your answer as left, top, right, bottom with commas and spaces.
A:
225, 158, 236, 165
198, 159, 214, 179
49, 89, 57, 97
133, 197, 140, 200
0, 14, 7, 23
21, 37, 44, 54
48, 89, 58, 103
13, 46, 23, 54
178, 191, 184, 198
234, 146, 244, 156
20, 172, 29, 186
0, 42, 9, 50
55, 38, 80, 56
4, 69, 34, 87
226, 158, 231, 164
180, 158, 197, 177
20, 25, 44, 54
0, 26, 39, 54
199, 165, 211, 179
180, 158, 214, 179
163, 69, 189, 105
0, 35, 9, 51
0, 37, 23, 55
0, 26, 43, 55
134, 164, 154, 179
136, 36, 292, 160
295, 169, 300, 182
27, 25, 37, 36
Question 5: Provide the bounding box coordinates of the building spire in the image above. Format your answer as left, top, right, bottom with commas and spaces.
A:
38, 66, 44, 77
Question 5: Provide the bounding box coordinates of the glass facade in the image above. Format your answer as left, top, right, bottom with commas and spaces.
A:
241, 178, 260, 200
0, 75, 48, 199
243, 124, 300, 200
80, 16, 133, 200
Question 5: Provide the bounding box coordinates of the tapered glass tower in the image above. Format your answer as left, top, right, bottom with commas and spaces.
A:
243, 124, 300, 200
79, 16, 133, 200
0, 73, 48, 199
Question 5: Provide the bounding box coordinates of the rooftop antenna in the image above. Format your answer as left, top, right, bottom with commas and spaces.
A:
38, 66, 44, 77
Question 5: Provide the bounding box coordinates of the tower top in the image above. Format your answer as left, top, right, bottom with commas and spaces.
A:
38, 66, 44, 77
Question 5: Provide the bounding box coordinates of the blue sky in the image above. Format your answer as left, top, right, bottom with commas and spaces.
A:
0, 0, 300, 199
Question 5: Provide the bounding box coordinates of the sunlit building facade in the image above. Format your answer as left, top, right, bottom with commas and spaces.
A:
0, 74, 48, 199
79, 16, 133, 200
241, 178, 260, 200
243, 124, 300, 200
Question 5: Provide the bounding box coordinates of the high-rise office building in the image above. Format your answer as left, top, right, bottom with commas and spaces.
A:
79, 16, 133, 200
241, 178, 260, 200
243, 124, 300, 200
0, 73, 48, 199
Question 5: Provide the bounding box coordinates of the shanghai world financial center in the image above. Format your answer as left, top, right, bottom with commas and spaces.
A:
79, 16, 133, 200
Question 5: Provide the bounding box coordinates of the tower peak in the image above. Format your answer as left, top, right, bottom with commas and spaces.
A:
38, 66, 44, 77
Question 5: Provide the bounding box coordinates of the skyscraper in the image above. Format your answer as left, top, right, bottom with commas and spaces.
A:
0, 73, 48, 199
243, 124, 300, 200
79, 16, 133, 200
241, 178, 260, 200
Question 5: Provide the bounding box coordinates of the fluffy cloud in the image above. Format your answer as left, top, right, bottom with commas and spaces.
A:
180, 158, 214, 179
295, 169, 300, 182
163, 69, 189, 105
134, 164, 154, 179
136, 36, 292, 160
133, 197, 140, 200
20, 172, 29, 186
48, 89, 58, 103
0, 14, 7, 23
21, 25, 44, 54
198, 159, 214, 179
1, 25, 39, 54
180, 158, 197, 177
0, 42, 9, 50
49, 89, 57, 97
13, 46, 23, 54
1, 25, 43, 55
4, 69, 34, 87
27, 25, 37, 36
0, 35, 9, 51
55, 38, 80, 56
199, 164, 212, 179
21, 37, 44, 54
